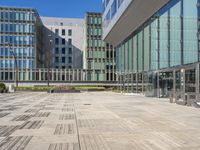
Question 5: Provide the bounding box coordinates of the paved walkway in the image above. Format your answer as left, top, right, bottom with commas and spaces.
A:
0, 92, 200, 150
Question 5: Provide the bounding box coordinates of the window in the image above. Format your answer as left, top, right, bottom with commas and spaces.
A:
106, 65, 110, 70
106, 51, 109, 58
68, 47, 72, 54
62, 29, 65, 36
55, 57, 59, 63
55, 38, 59, 45
68, 57, 72, 63
62, 38, 65, 45
55, 48, 59, 54
68, 38, 72, 45
62, 57, 65, 63
68, 66, 72, 69
55, 29, 59, 34
62, 48, 65, 54
60, 22, 63, 26
118, 0, 124, 8
68, 29, 72, 36
111, 0, 117, 19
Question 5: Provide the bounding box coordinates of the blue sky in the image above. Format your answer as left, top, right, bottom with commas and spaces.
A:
0, 0, 102, 18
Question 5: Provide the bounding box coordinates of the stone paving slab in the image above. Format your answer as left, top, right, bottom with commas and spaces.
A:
0, 92, 200, 150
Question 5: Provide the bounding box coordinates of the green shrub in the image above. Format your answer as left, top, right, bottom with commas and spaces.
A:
0, 82, 6, 92
16, 86, 54, 91
0, 82, 6, 89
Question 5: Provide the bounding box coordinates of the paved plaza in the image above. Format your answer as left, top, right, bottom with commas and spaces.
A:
0, 92, 200, 150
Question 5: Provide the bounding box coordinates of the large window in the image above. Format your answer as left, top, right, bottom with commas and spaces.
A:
55, 38, 59, 45
62, 38, 65, 45
55, 29, 59, 34
62, 48, 65, 54
68, 29, 72, 36
111, 0, 117, 19
68, 57, 72, 63
62, 57, 65, 63
68, 38, 72, 45
62, 29, 65, 36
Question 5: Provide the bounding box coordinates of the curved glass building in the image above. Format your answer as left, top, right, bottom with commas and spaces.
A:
103, 0, 200, 98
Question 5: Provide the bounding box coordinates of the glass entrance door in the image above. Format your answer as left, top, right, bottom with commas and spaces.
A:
159, 72, 173, 98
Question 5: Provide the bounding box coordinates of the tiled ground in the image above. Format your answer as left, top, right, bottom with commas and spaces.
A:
0, 92, 200, 150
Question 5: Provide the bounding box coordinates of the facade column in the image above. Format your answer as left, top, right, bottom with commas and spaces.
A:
173, 70, 176, 100
68, 70, 71, 81
77, 69, 79, 81
142, 72, 144, 94
30, 69, 32, 81
72, 69, 75, 81
136, 73, 138, 93
85, 70, 87, 81
60, 69, 62, 81
130, 73, 133, 93
56, 69, 58, 81
80, 70, 83, 81
39, 69, 41, 81
196, 63, 199, 101
127, 72, 129, 93
52, 69, 54, 81
65, 69, 67, 81
181, 69, 185, 100
157, 71, 160, 98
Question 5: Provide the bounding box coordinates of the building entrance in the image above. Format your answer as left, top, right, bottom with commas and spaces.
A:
159, 72, 173, 98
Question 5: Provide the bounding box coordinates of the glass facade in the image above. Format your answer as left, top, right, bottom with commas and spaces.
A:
0, 7, 44, 71
103, 0, 126, 29
116, 0, 200, 97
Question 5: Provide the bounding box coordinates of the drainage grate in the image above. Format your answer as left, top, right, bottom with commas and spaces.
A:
12, 115, 33, 121
0, 136, 32, 150
19, 121, 44, 129
78, 119, 96, 128
83, 104, 91, 106
0, 126, 19, 137
48, 143, 79, 150
62, 108, 74, 112
34, 112, 50, 117
59, 114, 74, 120
25, 109, 40, 113
0, 113, 10, 118
54, 124, 74, 135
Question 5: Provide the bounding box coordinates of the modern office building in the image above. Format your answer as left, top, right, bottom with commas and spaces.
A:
42, 17, 85, 69
84, 12, 116, 81
0, 6, 117, 83
0, 6, 44, 81
102, 0, 200, 97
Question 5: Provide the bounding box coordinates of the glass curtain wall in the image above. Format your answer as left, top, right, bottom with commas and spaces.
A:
116, 0, 199, 95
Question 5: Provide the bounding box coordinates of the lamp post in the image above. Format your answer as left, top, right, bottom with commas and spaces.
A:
47, 36, 52, 87
6, 43, 18, 87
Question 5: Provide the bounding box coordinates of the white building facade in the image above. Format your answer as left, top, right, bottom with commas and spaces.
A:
41, 17, 85, 69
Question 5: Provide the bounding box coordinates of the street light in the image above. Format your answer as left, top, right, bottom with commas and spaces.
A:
6, 43, 18, 87
47, 34, 52, 87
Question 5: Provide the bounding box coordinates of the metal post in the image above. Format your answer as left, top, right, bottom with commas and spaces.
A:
47, 40, 52, 86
